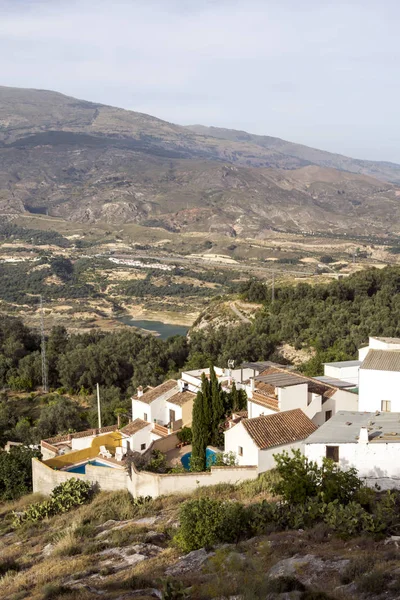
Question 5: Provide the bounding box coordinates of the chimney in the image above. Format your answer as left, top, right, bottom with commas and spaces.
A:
178, 380, 184, 392
250, 378, 255, 392
358, 427, 369, 443
137, 386, 143, 398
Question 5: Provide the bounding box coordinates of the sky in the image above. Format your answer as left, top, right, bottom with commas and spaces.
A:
1, 0, 399, 162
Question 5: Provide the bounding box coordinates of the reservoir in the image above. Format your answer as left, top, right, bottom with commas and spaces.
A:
116, 316, 189, 339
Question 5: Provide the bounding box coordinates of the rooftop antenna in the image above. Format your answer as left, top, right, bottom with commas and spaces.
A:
39, 295, 48, 393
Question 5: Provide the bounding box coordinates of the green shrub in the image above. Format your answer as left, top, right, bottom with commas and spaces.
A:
323, 501, 374, 537
213, 451, 238, 467
146, 450, 168, 473
175, 498, 247, 552
12, 478, 93, 526
0, 446, 42, 501
272, 450, 362, 505
177, 427, 192, 444
272, 450, 320, 504
162, 579, 189, 600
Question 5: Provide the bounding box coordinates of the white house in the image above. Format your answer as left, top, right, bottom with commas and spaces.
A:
322, 360, 361, 385
245, 366, 358, 426
358, 337, 400, 413
120, 419, 155, 454
358, 336, 400, 361
224, 408, 317, 473
305, 410, 400, 489
131, 379, 196, 428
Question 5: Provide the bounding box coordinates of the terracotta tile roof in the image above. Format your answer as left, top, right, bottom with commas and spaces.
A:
241, 409, 317, 450
134, 380, 178, 405
167, 390, 196, 407
251, 393, 279, 412
254, 381, 277, 397
120, 418, 149, 436
234, 410, 248, 418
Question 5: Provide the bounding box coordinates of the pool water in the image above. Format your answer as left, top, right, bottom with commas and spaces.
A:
65, 460, 113, 474
181, 448, 217, 471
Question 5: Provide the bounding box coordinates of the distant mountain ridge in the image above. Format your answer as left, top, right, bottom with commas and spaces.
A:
0, 85, 399, 237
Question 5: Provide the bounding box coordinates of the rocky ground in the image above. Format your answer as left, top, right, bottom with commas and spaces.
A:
2, 485, 400, 600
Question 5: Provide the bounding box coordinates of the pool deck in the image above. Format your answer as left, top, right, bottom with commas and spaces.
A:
165, 444, 192, 466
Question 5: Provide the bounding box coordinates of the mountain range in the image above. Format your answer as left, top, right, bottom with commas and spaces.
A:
1, 85, 400, 237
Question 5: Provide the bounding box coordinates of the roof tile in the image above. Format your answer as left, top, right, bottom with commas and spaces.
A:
133, 380, 178, 405
241, 409, 317, 449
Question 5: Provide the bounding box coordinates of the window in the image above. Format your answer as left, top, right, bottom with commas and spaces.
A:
326, 446, 339, 462
381, 400, 391, 412
325, 410, 332, 422
140, 443, 146, 451
238, 446, 243, 457
144, 413, 148, 422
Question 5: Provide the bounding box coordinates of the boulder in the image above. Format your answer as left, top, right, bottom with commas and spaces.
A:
166, 548, 215, 576
268, 554, 350, 585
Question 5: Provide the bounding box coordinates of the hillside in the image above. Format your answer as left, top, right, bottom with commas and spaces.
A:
2, 480, 400, 600
1, 86, 400, 236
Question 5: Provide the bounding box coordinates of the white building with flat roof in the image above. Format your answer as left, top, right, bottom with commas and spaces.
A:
323, 360, 361, 385
305, 410, 400, 489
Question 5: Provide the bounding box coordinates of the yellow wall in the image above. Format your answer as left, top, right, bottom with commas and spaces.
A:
45, 431, 123, 469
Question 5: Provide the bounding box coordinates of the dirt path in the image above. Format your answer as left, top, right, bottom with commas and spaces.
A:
229, 301, 251, 324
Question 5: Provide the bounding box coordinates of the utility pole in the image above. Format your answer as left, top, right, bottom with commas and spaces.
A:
272, 272, 275, 303
97, 383, 102, 429
39, 295, 48, 393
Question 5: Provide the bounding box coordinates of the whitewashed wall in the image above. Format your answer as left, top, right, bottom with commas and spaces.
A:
126, 424, 153, 453
132, 399, 152, 423
313, 390, 359, 427
224, 422, 259, 466
324, 364, 360, 384
165, 401, 183, 424
258, 441, 305, 473
305, 442, 400, 489
247, 400, 276, 419
279, 384, 308, 411
71, 435, 96, 450
359, 369, 400, 412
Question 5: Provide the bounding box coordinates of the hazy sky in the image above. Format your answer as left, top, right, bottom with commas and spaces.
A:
1, 0, 399, 162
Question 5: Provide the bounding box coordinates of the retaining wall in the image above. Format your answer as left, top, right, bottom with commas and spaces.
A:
33, 458, 258, 497
32, 459, 128, 495
127, 465, 258, 497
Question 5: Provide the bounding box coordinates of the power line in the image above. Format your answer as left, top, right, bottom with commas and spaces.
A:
39, 295, 48, 393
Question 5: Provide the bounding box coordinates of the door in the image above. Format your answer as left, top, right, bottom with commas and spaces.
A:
169, 409, 176, 423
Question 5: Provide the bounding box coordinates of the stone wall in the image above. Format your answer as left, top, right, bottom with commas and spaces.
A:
33, 458, 258, 497
127, 465, 258, 497
32, 459, 129, 495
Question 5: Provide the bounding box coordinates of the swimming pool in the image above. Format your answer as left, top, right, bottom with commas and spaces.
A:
65, 459, 114, 474
181, 448, 217, 471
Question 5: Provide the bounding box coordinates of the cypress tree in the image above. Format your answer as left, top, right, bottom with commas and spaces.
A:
191, 373, 212, 471
230, 381, 239, 412
210, 365, 225, 447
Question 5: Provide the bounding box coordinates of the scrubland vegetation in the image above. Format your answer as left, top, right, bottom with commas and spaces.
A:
2, 454, 400, 599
